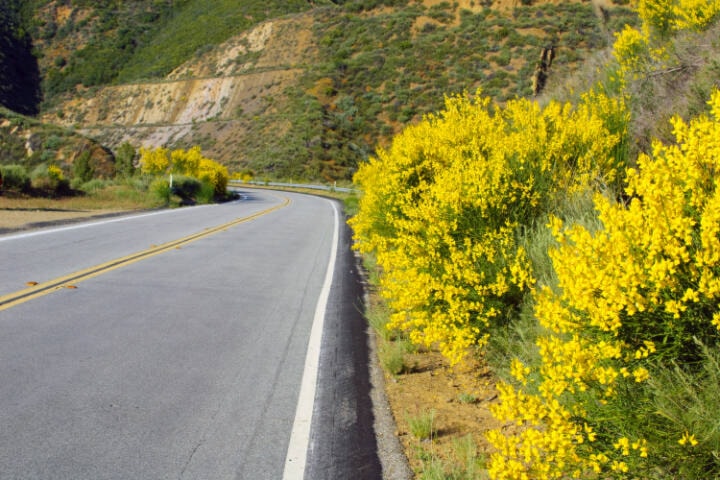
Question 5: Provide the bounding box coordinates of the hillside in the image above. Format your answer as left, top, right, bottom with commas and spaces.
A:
3, 0, 636, 182
0, 106, 114, 177
0, 0, 41, 115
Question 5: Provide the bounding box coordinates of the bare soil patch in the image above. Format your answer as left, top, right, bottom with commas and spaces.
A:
383, 348, 504, 477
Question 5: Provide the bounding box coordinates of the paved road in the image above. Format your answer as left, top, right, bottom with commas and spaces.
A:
0, 189, 381, 479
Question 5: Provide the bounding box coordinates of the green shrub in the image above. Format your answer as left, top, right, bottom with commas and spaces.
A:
170, 175, 202, 203
73, 150, 94, 182
149, 177, 172, 205
0, 164, 30, 192
407, 409, 435, 441
196, 180, 216, 204
114, 142, 137, 178
30, 164, 70, 195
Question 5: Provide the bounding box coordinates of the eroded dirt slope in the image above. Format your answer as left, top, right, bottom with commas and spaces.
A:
44, 14, 317, 169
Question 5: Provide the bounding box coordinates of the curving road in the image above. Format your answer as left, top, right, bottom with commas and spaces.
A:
0, 189, 382, 479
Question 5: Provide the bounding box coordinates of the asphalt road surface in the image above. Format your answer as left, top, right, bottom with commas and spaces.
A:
0, 189, 382, 479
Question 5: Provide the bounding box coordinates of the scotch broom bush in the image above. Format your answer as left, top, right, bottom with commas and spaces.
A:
488, 90, 720, 480
350, 90, 628, 364
139, 145, 228, 199
485, 2, 720, 477
351, 2, 720, 478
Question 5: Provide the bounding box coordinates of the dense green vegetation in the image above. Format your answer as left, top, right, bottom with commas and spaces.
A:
0, 106, 109, 172
241, 1, 637, 180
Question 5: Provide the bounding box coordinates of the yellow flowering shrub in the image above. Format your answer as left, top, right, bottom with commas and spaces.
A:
140, 145, 228, 197
350, 91, 627, 364
637, 0, 720, 36
47, 164, 64, 181
636, 0, 676, 37
139, 146, 170, 175
198, 157, 229, 196
613, 0, 720, 81
673, 0, 720, 30
612, 25, 652, 74
170, 145, 203, 177
487, 90, 720, 479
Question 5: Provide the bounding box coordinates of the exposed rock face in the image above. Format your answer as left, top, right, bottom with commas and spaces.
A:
44, 16, 318, 171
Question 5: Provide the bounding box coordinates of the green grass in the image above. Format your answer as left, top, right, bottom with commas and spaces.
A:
378, 338, 414, 376
646, 342, 720, 478
380, 340, 409, 376
457, 393, 478, 404
117, 0, 313, 82
416, 435, 488, 480
0, 178, 164, 211
407, 409, 435, 441
367, 303, 394, 342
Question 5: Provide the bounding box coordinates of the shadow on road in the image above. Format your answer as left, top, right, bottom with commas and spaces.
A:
305, 209, 384, 479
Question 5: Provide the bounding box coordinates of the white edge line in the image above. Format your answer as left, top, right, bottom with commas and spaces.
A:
282, 200, 340, 480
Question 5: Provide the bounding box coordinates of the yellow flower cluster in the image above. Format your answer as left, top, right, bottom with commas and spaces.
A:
170, 145, 204, 177
197, 157, 229, 196
673, 0, 720, 30
487, 90, 720, 479
636, 0, 676, 37
47, 164, 64, 181
139, 146, 170, 176
614, 0, 720, 78
637, 0, 720, 35
612, 25, 651, 74
139, 145, 229, 196
350, 91, 626, 364
679, 431, 699, 446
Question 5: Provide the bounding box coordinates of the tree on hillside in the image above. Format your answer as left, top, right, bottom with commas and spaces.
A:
115, 142, 137, 178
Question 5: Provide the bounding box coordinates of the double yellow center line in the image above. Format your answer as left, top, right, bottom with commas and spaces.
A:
0, 198, 290, 312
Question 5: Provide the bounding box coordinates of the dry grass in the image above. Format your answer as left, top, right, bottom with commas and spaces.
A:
0, 187, 154, 231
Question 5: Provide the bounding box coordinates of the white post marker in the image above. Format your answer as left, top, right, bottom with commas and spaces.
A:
282, 200, 340, 480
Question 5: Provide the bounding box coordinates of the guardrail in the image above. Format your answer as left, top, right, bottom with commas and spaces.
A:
229, 180, 357, 194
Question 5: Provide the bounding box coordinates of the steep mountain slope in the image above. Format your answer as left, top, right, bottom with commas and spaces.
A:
6, 0, 637, 181
44, 15, 319, 178
30, 0, 315, 99
0, 1, 41, 115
